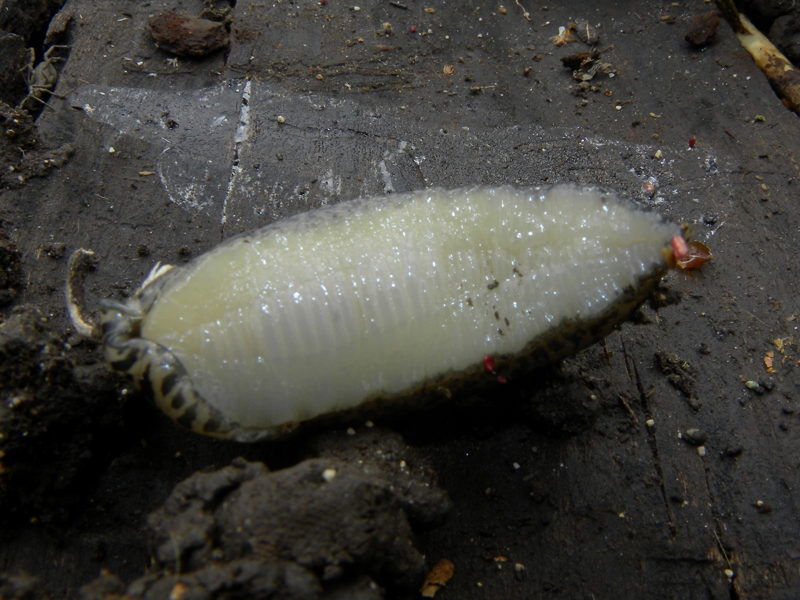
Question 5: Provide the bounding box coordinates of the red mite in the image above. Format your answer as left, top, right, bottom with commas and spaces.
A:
688, 137, 696, 148
483, 355, 508, 384
410, 26, 417, 33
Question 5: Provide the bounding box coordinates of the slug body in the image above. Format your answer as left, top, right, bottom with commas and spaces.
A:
101, 185, 680, 442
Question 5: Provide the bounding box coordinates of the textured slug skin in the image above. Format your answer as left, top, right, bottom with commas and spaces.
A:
134, 184, 678, 434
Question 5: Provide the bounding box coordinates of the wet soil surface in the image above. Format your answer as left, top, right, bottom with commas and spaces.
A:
1, 0, 800, 598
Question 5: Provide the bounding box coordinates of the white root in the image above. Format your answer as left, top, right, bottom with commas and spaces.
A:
717, 0, 800, 115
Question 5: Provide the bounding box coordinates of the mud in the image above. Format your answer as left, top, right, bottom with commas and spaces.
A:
75, 431, 450, 599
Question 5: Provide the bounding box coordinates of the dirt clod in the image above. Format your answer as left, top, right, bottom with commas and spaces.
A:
0, 305, 123, 522
148, 11, 230, 57
81, 431, 450, 599
0, 230, 22, 306
685, 11, 721, 47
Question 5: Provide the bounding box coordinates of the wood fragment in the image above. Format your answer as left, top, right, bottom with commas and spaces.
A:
420, 559, 455, 598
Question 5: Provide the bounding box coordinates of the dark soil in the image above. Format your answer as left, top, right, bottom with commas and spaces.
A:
1, 0, 800, 598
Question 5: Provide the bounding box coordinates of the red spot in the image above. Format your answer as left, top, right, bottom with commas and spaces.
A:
496, 375, 508, 384
671, 235, 689, 261
410, 25, 417, 33
688, 137, 696, 148
483, 355, 496, 373
320, 0, 326, 4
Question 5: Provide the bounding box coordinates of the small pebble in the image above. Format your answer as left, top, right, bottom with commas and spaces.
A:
684, 428, 706, 445
277, 115, 286, 124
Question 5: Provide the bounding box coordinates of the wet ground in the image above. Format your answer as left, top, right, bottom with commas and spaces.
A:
1, 0, 800, 598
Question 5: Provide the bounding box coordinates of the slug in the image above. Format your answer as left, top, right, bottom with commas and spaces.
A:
99, 184, 683, 442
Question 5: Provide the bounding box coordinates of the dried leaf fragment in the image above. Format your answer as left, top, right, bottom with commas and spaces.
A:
551, 24, 577, 46
676, 241, 712, 270
575, 19, 600, 45
774, 337, 792, 354
420, 559, 455, 598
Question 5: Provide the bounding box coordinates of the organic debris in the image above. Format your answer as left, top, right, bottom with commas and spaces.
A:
656, 350, 698, 407
551, 23, 577, 46
575, 19, 600, 45
420, 559, 455, 598
677, 241, 713, 270
764, 351, 776, 374
560, 47, 614, 81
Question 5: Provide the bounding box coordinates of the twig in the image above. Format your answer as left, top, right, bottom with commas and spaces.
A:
515, 0, 531, 21
618, 394, 639, 425
712, 529, 734, 572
